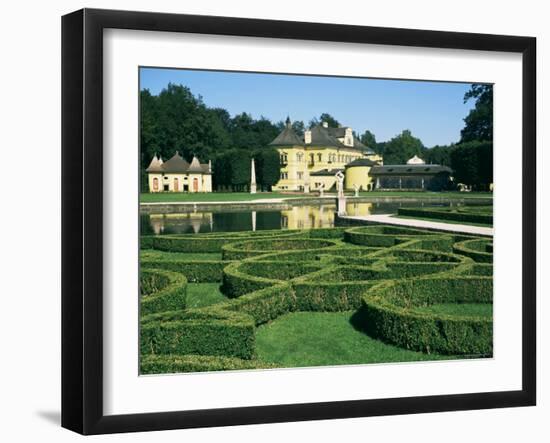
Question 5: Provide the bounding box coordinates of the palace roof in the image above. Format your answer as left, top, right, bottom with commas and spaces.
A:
310, 168, 345, 176
146, 152, 211, 174
269, 118, 375, 154
269, 118, 304, 146
345, 158, 380, 167
370, 164, 452, 176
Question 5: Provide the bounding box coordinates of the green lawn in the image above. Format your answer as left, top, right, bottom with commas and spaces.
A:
140, 190, 493, 203
140, 192, 297, 203
413, 303, 493, 317
186, 283, 227, 309
256, 311, 455, 367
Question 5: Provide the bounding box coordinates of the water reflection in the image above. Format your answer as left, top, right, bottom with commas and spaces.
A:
140, 201, 478, 235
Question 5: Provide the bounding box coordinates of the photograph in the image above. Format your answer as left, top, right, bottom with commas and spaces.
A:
138, 67, 494, 375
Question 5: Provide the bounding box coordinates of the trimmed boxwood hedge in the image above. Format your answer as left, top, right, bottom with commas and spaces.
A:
397, 207, 493, 225
140, 354, 274, 374
141, 308, 255, 359
344, 225, 436, 247
141, 229, 305, 252
139, 224, 494, 373
359, 276, 493, 355
140, 269, 187, 316
141, 258, 228, 283
453, 238, 493, 263
221, 238, 339, 260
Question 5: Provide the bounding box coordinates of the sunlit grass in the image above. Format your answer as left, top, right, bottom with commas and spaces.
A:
256, 311, 456, 368
186, 283, 227, 309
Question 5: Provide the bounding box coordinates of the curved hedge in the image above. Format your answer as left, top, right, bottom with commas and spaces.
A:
397, 207, 493, 225
139, 223, 494, 373
453, 238, 493, 263
140, 269, 188, 316
359, 276, 493, 355
143, 229, 305, 253
344, 225, 436, 247
141, 308, 255, 359
221, 238, 339, 260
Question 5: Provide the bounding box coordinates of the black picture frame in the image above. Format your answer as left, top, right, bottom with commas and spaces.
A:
61, 8, 536, 435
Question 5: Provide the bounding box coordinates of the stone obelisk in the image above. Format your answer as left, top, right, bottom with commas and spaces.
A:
250, 158, 257, 194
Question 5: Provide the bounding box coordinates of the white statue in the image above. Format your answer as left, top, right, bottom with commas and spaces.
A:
335, 171, 346, 216
318, 183, 325, 197
335, 171, 345, 198
353, 183, 360, 197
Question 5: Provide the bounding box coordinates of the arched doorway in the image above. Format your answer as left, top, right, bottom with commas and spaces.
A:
153, 177, 159, 191
173, 178, 179, 192
193, 177, 199, 192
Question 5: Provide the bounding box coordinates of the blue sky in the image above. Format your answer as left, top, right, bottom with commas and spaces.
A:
140, 67, 477, 148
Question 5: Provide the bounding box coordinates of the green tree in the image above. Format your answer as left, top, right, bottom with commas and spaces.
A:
460, 84, 493, 143
230, 149, 251, 191
383, 130, 425, 164
257, 148, 281, 190
292, 120, 305, 137
359, 130, 379, 152
450, 141, 493, 190
309, 113, 340, 128
423, 144, 454, 167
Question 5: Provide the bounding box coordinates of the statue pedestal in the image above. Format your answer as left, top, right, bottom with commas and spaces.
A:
337, 196, 347, 216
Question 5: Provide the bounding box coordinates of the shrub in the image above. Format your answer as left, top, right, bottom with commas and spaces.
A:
141, 308, 255, 359
344, 225, 434, 247
397, 207, 493, 224
141, 259, 227, 283
358, 277, 493, 355
140, 354, 274, 374
222, 238, 338, 260
140, 269, 187, 316
453, 239, 493, 263
141, 229, 304, 253
221, 261, 280, 297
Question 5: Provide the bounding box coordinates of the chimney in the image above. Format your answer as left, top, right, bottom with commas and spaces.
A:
304, 129, 312, 144
322, 121, 329, 128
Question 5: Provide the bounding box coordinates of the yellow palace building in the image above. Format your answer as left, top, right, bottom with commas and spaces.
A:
270, 118, 382, 192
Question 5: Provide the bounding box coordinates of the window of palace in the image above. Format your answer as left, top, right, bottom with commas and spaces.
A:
297, 172, 304, 179
317, 153, 322, 162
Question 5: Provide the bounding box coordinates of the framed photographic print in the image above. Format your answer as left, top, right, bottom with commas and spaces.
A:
61, 8, 536, 435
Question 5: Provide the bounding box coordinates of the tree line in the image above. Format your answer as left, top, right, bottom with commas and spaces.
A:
140, 82, 493, 191
358, 84, 493, 190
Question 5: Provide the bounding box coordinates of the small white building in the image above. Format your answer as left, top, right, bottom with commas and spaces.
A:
146, 152, 212, 193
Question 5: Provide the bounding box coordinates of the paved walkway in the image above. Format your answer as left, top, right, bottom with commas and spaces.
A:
341, 214, 493, 237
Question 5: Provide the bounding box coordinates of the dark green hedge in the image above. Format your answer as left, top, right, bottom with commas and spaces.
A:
140, 269, 187, 316
141, 259, 227, 283
221, 238, 338, 260
308, 227, 347, 239
221, 262, 280, 297
138, 225, 494, 372
344, 225, 433, 247
140, 354, 273, 374
453, 239, 493, 263
224, 284, 298, 325
397, 207, 493, 224
359, 277, 493, 355
141, 308, 255, 359
141, 229, 304, 252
